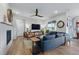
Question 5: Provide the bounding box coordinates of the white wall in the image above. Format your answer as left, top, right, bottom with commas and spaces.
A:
15, 19, 24, 36
0, 4, 9, 22
49, 13, 67, 32
13, 12, 67, 37
0, 3, 14, 55
13, 14, 48, 36
13, 15, 26, 36
0, 23, 13, 55
25, 18, 48, 31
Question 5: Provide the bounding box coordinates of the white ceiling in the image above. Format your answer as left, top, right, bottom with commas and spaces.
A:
8, 3, 79, 19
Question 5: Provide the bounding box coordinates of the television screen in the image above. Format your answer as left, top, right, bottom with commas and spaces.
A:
32, 24, 40, 30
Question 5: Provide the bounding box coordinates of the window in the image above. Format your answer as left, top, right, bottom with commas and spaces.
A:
47, 21, 56, 31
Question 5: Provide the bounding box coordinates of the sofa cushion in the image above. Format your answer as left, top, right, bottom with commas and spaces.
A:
43, 35, 55, 41
57, 32, 65, 37
46, 35, 55, 39
47, 32, 57, 35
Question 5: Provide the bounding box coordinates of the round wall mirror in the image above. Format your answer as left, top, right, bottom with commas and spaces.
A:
57, 20, 65, 28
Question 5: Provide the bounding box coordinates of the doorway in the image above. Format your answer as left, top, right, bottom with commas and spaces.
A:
76, 22, 79, 39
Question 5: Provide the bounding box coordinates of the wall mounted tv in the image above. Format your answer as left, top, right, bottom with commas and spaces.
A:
32, 24, 40, 30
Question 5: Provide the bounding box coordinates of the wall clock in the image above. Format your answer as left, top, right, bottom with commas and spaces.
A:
57, 20, 65, 28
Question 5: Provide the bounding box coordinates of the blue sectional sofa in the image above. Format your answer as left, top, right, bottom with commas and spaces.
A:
41, 32, 65, 51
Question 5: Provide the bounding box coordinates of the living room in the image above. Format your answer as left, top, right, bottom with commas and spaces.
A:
0, 3, 79, 55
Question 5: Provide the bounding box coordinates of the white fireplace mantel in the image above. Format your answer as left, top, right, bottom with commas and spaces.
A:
0, 22, 14, 55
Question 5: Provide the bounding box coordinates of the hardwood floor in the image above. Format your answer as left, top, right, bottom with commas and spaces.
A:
7, 37, 32, 55
7, 37, 79, 55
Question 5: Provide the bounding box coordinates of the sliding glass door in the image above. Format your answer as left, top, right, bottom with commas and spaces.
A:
66, 17, 74, 39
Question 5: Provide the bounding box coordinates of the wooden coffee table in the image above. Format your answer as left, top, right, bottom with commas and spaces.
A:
30, 37, 40, 55
30, 37, 40, 41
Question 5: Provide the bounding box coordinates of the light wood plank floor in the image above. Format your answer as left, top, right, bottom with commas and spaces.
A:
7, 37, 79, 55
7, 37, 32, 55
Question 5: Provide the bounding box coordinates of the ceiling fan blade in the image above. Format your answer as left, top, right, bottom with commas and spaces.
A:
37, 15, 43, 17
35, 9, 38, 16
31, 9, 44, 17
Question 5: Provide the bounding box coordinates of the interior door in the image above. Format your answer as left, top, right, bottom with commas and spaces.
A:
76, 22, 79, 39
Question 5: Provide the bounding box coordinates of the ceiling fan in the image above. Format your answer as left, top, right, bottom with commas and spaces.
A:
31, 9, 43, 17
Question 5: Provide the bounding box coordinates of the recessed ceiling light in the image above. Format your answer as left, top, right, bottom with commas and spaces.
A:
54, 10, 58, 14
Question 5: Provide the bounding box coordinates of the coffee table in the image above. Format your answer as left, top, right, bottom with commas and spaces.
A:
30, 37, 40, 55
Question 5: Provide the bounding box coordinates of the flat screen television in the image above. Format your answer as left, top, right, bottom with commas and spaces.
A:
32, 24, 40, 30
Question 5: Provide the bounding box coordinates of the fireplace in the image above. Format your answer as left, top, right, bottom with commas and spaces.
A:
6, 30, 11, 44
